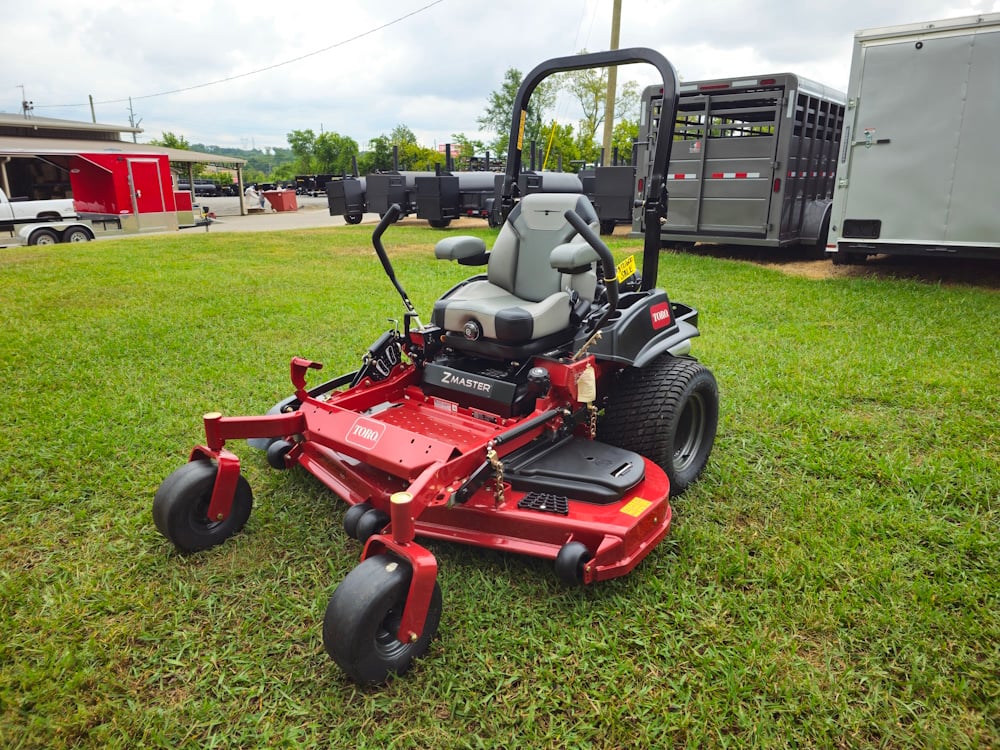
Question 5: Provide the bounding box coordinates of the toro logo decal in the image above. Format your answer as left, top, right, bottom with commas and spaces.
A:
650, 302, 672, 330
345, 416, 385, 451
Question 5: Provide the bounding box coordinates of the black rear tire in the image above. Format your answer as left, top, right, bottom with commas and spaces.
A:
598, 355, 718, 495
323, 555, 442, 685
345, 213, 363, 225
428, 218, 452, 228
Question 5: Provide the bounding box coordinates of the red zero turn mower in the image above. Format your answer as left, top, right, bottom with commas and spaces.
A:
153, 48, 719, 685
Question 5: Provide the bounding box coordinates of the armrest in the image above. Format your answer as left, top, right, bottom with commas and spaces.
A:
550, 241, 599, 273
435, 236, 489, 266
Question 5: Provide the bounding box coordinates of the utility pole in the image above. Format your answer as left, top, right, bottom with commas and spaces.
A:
89, 95, 97, 124
128, 97, 142, 143
17, 85, 33, 119
600, 0, 623, 166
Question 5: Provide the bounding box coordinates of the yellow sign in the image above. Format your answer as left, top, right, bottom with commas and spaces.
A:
620, 497, 651, 517
616, 255, 637, 282
516, 110, 526, 150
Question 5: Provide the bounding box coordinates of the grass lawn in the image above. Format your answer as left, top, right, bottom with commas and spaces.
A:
1, 223, 997, 748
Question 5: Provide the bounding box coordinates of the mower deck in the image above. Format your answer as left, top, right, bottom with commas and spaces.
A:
196, 353, 673, 586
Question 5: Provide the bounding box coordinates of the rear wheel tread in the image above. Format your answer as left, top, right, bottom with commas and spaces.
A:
598, 355, 718, 495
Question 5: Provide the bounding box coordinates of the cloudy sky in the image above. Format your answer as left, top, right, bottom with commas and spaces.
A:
3, 0, 998, 152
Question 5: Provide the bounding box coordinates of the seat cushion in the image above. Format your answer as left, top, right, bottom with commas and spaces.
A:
432, 280, 571, 344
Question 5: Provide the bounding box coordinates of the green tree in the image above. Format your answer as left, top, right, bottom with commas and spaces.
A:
358, 134, 394, 174
390, 124, 418, 146
450, 133, 486, 171
388, 123, 443, 171
478, 68, 557, 154
314, 131, 360, 175
152, 131, 206, 177
611, 118, 639, 165
271, 162, 297, 181
356, 126, 443, 172
537, 121, 581, 171
559, 53, 641, 159
150, 131, 191, 150
286, 129, 317, 174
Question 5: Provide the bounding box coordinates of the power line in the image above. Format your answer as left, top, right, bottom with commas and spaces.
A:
36, 0, 446, 109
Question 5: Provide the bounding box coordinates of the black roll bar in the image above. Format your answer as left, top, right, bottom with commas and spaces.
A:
499, 48, 679, 291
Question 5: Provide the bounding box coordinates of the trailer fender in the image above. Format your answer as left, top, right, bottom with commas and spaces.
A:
800, 199, 833, 245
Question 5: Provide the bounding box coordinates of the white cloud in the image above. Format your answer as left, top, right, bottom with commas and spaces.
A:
2, 0, 998, 150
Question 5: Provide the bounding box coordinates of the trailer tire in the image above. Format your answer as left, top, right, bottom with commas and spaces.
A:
345, 213, 363, 225
804, 212, 831, 259
28, 228, 60, 246
323, 554, 442, 685
62, 227, 93, 243
428, 219, 452, 229
598, 355, 718, 496
831, 249, 867, 266
599, 220, 616, 236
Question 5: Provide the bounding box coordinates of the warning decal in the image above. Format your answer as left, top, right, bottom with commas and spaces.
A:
621, 497, 652, 517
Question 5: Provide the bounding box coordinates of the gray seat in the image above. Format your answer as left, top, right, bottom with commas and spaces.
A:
431, 193, 600, 351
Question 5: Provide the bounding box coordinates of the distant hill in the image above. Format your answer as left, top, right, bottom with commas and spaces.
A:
190, 143, 295, 176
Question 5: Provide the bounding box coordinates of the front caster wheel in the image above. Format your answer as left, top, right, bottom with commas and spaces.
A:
266, 439, 294, 469
152, 460, 253, 553
323, 555, 443, 685
555, 541, 592, 585
343, 502, 373, 539
355, 508, 390, 543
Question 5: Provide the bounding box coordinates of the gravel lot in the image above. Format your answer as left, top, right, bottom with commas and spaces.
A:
197, 193, 330, 217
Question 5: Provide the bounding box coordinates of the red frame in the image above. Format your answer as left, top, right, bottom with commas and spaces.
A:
188, 352, 672, 643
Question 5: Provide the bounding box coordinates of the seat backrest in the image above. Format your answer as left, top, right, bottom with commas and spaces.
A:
488, 193, 599, 303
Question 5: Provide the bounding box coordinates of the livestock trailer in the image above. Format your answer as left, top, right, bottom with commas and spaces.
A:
632, 73, 845, 253
827, 13, 1000, 263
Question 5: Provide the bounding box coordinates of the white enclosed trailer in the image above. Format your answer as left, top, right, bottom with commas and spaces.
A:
828, 13, 1000, 263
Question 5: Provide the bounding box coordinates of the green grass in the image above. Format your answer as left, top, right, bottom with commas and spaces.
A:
1, 224, 997, 748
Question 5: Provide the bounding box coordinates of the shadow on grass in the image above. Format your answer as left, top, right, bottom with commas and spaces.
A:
674, 242, 1000, 288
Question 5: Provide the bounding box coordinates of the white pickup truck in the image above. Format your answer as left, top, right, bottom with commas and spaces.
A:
0, 187, 77, 227
0, 188, 91, 246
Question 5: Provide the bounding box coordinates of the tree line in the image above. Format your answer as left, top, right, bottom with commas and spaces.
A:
152, 55, 641, 185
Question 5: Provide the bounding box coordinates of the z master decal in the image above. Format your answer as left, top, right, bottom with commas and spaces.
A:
440, 370, 494, 394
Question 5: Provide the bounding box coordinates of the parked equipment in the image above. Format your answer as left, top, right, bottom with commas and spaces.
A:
632, 73, 845, 254
327, 176, 367, 224
154, 48, 718, 686
827, 13, 1000, 263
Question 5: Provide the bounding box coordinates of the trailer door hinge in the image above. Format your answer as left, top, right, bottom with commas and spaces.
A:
838, 178, 849, 188
847, 98, 857, 109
